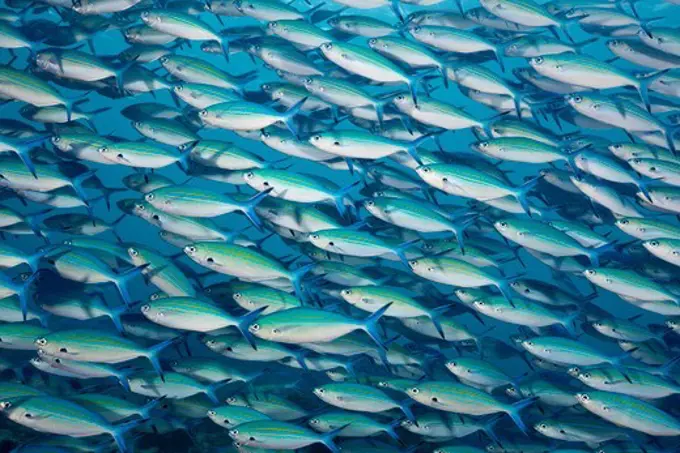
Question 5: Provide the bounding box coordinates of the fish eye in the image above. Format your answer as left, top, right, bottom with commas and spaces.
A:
129, 248, 139, 257
310, 419, 319, 424
533, 56, 544, 65
98, 146, 108, 153
146, 193, 155, 201
141, 304, 150, 312
233, 293, 242, 300
409, 388, 419, 394
649, 241, 659, 247
250, 324, 260, 331
245, 172, 254, 179
573, 96, 582, 103
539, 423, 547, 429
36, 338, 47, 346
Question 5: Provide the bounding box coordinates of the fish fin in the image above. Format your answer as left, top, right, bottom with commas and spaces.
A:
282, 96, 307, 139
637, 69, 671, 112
109, 417, 145, 453
240, 187, 274, 230
332, 179, 361, 218
204, 378, 232, 403
237, 305, 268, 350
360, 301, 393, 351
144, 336, 183, 381
505, 396, 538, 435
113, 263, 150, 306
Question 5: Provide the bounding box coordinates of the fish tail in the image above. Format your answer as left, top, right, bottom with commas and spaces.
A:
482, 413, 504, 446
321, 422, 352, 453
389, 0, 404, 22
505, 396, 538, 435
659, 354, 680, 379
70, 169, 98, 202
398, 398, 416, 422
14, 134, 49, 179
428, 303, 454, 339
385, 417, 406, 445
332, 179, 361, 217
394, 237, 420, 267
493, 46, 506, 73
282, 96, 308, 139
113, 263, 149, 306
512, 173, 543, 216
144, 335, 183, 381
360, 301, 393, 351
240, 187, 273, 230
204, 378, 232, 404
108, 302, 131, 334
289, 261, 315, 302
405, 68, 435, 107
236, 305, 268, 350
585, 240, 619, 268
109, 417, 144, 453
139, 395, 166, 419
220, 36, 231, 62
407, 131, 437, 166
637, 69, 670, 112
663, 123, 680, 156
18, 270, 40, 322
114, 367, 136, 392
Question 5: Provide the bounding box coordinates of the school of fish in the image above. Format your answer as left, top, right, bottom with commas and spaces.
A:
3, 0, 680, 451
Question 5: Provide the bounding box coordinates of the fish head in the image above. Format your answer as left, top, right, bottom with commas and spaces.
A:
0, 399, 39, 426
533, 419, 558, 436
140, 301, 167, 323
242, 169, 272, 193
183, 243, 215, 267
127, 246, 146, 264
197, 108, 218, 124
307, 232, 339, 253
527, 56, 546, 70
362, 198, 381, 216
140, 11, 162, 25
643, 239, 678, 259
575, 369, 599, 385
308, 131, 342, 153
34, 336, 77, 360
607, 39, 628, 51
582, 268, 608, 286
247, 317, 284, 341
367, 38, 386, 51
414, 164, 439, 186
319, 42, 338, 59
666, 318, 680, 331
574, 392, 595, 409
406, 385, 441, 408
34, 51, 59, 72
338, 287, 362, 305
307, 416, 327, 430
392, 93, 414, 110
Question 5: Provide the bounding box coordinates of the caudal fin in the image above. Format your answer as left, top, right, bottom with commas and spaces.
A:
360, 302, 393, 351
504, 396, 538, 435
